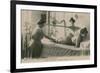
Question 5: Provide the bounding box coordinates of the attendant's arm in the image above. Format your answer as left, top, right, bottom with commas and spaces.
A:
43, 34, 57, 43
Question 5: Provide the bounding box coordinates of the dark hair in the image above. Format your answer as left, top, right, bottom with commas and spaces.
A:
38, 14, 46, 25
69, 17, 75, 23
80, 27, 88, 34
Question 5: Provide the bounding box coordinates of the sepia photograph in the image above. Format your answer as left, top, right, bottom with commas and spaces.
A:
21, 10, 90, 63
11, 1, 97, 72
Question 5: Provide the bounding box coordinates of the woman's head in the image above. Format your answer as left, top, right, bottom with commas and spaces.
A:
69, 17, 75, 26
37, 14, 46, 28
80, 27, 88, 39
38, 19, 46, 28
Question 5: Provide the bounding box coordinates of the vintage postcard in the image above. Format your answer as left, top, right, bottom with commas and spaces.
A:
21, 10, 90, 63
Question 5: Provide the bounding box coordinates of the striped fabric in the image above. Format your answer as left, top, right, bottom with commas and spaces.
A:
41, 43, 90, 57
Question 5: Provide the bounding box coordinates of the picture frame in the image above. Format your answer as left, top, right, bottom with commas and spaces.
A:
10, 0, 97, 73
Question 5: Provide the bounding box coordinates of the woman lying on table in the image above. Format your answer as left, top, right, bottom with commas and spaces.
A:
56, 17, 88, 48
